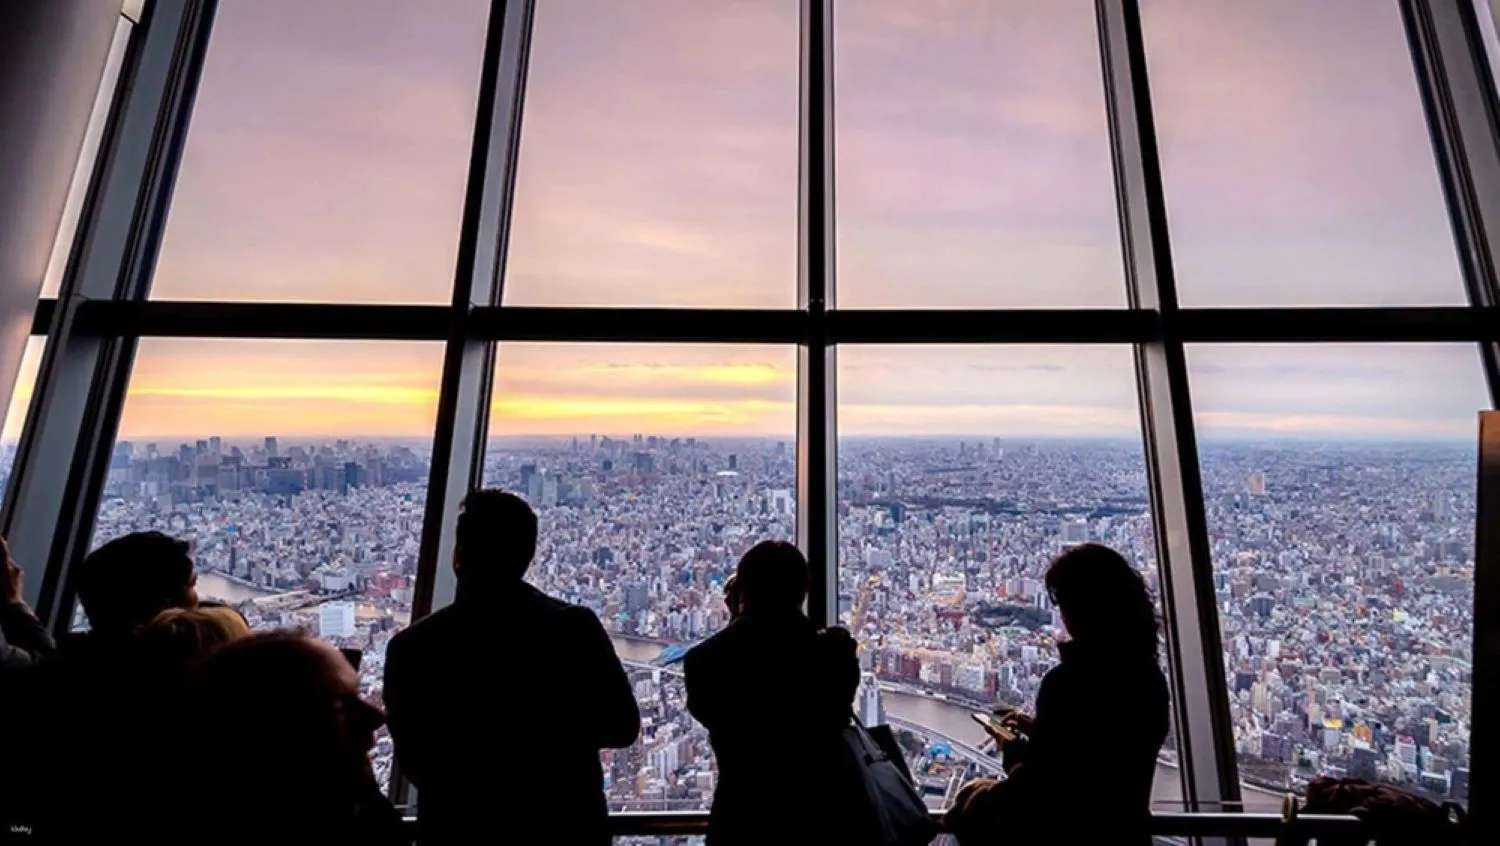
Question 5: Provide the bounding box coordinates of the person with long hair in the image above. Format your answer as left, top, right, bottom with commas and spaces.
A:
947, 543, 1170, 844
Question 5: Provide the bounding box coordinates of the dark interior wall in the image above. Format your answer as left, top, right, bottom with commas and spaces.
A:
0, 0, 122, 432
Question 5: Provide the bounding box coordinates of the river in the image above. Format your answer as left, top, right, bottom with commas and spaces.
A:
192, 581, 1279, 813
611, 635, 1282, 813
197, 571, 277, 604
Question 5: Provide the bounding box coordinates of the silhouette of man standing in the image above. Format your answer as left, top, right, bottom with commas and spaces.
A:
385, 490, 639, 845
685, 541, 864, 845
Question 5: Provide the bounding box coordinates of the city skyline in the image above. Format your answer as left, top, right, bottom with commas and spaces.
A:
1, 339, 1490, 441
70, 431, 1476, 806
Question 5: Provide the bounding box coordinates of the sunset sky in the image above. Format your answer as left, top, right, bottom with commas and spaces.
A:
7, 0, 1493, 443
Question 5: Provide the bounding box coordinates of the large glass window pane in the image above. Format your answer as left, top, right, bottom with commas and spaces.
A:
1142, 0, 1465, 306
483, 343, 797, 811
149, 0, 488, 303
835, 346, 1180, 807
0, 337, 46, 509
503, 1, 799, 308
1191, 344, 1486, 804
90, 339, 443, 790
835, 1, 1126, 308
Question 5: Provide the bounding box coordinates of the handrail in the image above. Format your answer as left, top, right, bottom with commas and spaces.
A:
396, 809, 1370, 840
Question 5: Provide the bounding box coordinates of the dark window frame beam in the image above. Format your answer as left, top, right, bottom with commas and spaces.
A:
1402, 0, 1500, 837
2, 0, 216, 629
1097, 0, 1241, 832
37, 300, 1500, 345
796, 0, 837, 628
412, 0, 535, 620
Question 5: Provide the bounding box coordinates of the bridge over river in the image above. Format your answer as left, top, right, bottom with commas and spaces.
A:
611, 635, 1283, 814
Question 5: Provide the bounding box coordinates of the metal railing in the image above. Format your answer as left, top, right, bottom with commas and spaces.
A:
397, 809, 1370, 841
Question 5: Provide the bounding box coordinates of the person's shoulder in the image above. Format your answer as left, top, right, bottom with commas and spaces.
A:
1039, 654, 1079, 691
555, 600, 604, 629
391, 604, 462, 648
520, 585, 590, 619
686, 621, 740, 665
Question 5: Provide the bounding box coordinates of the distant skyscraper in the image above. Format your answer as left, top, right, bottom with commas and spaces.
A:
1062, 518, 1088, 544
318, 601, 356, 638
264, 436, 279, 458
856, 671, 885, 726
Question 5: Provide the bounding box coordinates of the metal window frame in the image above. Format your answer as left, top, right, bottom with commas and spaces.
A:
411, 0, 535, 622
798, 0, 837, 628
4, 0, 1499, 833
2, 0, 216, 625
1096, 0, 1239, 828
1404, 1, 1500, 839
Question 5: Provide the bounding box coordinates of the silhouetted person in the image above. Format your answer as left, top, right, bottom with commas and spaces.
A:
384, 490, 639, 845
8, 531, 201, 842
685, 541, 868, 845
179, 632, 401, 845
72, 530, 200, 656
134, 604, 251, 692
0, 538, 56, 840
722, 572, 743, 620
1, 536, 53, 667
947, 544, 1170, 845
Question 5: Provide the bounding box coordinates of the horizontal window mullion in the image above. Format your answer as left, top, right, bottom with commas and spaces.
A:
474, 306, 810, 343
829, 308, 1158, 343
1175, 306, 1500, 342
69, 300, 453, 340
35, 299, 1500, 346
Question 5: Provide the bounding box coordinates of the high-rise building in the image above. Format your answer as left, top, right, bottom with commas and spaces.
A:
318, 601, 356, 639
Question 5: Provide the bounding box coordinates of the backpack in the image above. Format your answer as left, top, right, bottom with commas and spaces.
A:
1278, 776, 1468, 846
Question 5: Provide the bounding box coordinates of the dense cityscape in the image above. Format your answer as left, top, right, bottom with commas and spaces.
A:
1, 432, 1472, 810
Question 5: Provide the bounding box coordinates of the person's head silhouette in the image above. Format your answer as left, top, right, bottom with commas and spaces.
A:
1045, 543, 1159, 657
76, 531, 198, 638
734, 540, 807, 616
454, 489, 538, 595
187, 631, 386, 836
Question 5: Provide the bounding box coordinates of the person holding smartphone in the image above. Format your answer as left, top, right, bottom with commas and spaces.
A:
947, 544, 1170, 845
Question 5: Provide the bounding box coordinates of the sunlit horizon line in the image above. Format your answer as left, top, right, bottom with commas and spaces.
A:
81, 429, 1478, 446
130, 385, 440, 404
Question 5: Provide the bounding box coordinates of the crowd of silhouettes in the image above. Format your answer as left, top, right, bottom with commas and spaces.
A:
0, 490, 1171, 845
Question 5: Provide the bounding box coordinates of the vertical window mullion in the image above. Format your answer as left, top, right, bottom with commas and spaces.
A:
1401, 1, 1500, 834
797, 0, 837, 627
1, 0, 214, 631
1401, 0, 1500, 408
1096, 0, 1242, 826
412, 0, 535, 621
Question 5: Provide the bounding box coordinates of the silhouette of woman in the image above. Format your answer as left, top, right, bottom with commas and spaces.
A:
947, 543, 1169, 845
